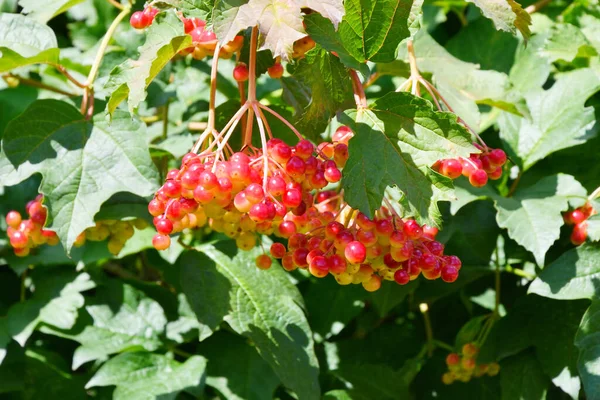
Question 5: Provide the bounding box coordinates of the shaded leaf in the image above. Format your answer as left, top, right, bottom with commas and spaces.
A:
575, 300, 600, 400
2, 100, 159, 252
341, 91, 476, 224
529, 243, 600, 300
500, 351, 548, 400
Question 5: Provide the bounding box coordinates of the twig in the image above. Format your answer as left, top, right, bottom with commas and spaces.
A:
349, 70, 367, 108
525, 0, 552, 14
106, 0, 125, 10
4, 74, 77, 97
419, 303, 434, 357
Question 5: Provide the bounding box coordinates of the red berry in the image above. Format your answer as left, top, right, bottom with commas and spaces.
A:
130, 11, 147, 29
440, 159, 462, 179
328, 254, 347, 274
394, 269, 410, 285
469, 169, 488, 187
152, 234, 171, 250
255, 254, 272, 270
345, 241, 366, 264
488, 149, 507, 166
571, 222, 588, 245
268, 63, 284, 79
403, 220, 422, 240
155, 218, 174, 235
441, 265, 459, 283
333, 126, 353, 144
446, 353, 460, 366
5, 211, 22, 228
309, 255, 329, 277
233, 64, 249, 82
566, 209, 587, 225
9, 230, 28, 249
270, 243, 287, 258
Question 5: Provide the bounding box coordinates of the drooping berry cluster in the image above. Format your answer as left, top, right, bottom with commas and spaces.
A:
130, 8, 244, 61
148, 137, 348, 253
564, 202, 597, 245
442, 344, 500, 384
434, 145, 508, 188
5, 196, 146, 256
268, 204, 462, 292
5, 195, 58, 257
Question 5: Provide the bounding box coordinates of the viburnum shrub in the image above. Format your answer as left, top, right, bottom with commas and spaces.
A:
1, 0, 600, 398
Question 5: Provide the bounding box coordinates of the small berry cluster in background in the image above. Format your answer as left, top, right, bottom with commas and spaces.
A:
564, 202, 597, 245
434, 145, 508, 187
5, 195, 147, 256
442, 343, 500, 384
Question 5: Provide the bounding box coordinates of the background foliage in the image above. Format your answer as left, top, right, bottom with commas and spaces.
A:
1, 0, 600, 399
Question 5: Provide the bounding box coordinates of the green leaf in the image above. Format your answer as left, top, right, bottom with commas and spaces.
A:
508, 33, 551, 95
62, 283, 166, 369
575, 300, 600, 400
338, 0, 413, 63
202, 331, 281, 400
0, 318, 9, 365
303, 13, 368, 74
540, 23, 597, 62
588, 215, 600, 243
500, 351, 548, 400
0, 13, 60, 73
179, 251, 232, 341
105, 12, 192, 114
304, 278, 366, 337
529, 243, 600, 300
18, 0, 85, 23
455, 315, 488, 349
341, 91, 476, 223
466, 0, 531, 40
193, 244, 321, 399
494, 174, 587, 266
7, 270, 95, 346
369, 280, 418, 317
86, 352, 207, 400
166, 294, 208, 343
2, 100, 159, 252
282, 46, 354, 140
333, 359, 421, 400
296, 0, 344, 29
498, 68, 600, 171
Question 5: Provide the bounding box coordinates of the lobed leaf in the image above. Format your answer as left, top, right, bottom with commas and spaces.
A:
1, 100, 159, 252
575, 300, 600, 400
340, 91, 476, 224
500, 351, 548, 400
529, 243, 600, 300
465, 0, 531, 40
105, 12, 192, 114
86, 352, 207, 399
19, 0, 85, 23
494, 174, 587, 266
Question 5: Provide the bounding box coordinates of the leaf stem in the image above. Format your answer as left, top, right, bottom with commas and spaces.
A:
433, 340, 455, 352
3, 74, 77, 97
349, 69, 367, 108
86, 5, 130, 87
243, 27, 259, 147
419, 303, 435, 357
504, 265, 536, 280
53, 64, 88, 89
494, 246, 501, 317
507, 172, 522, 197
363, 72, 380, 89
406, 40, 422, 96
525, 0, 552, 14
206, 44, 222, 134
258, 103, 303, 141
106, 0, 125, 10
588, 186, 600, 201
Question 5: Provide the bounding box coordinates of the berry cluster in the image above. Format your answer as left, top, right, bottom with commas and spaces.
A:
292, 36, 316, 58
5, 195, 146, 256
149, 126, 462, 291
5, 195, 58, 257
564, 202, 597, 245
434, 145, 507, 188
149, 136, 348, 253
442, 343, 500, 384
130, 8, 244, 61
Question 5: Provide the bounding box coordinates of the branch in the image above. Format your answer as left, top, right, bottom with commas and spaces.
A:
3, 74, 77, 97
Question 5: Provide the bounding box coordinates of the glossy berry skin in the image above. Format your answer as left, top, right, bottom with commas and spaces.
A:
440, 159, 462, 179
571, 222, 588, 245
155, 218, 174, 235
152, 234, 171, 250
10, 231, 28, 249
469, 169, 488, 187
130, 11, 147, 29
565, 209, 587, 225
270, 243, 286, 258
441, 266, 459, 283
5, 211, 22, 228
233, 64, 249, 82
394, 269, 410, 285
345, 241, 366, 264
403, 220, 422, 240
267, 63, 284, 79
488, 149, 507, 166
